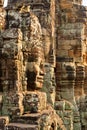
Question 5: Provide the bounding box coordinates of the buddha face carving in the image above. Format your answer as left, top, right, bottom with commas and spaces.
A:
26, 57, 44, 90
20, 6, 44, 90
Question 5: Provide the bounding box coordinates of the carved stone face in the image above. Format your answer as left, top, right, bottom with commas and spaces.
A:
26, 56, 44, 90
21, 9, 44, 90
2, 4, 44, 90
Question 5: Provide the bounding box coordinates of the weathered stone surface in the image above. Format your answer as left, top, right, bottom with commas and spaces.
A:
0, 116, 9, 130
2, 92, 24, 117
0, 0, 87, 130
23, 91, 47, 113
5, 123, 39, 130
13, 113, 41, 124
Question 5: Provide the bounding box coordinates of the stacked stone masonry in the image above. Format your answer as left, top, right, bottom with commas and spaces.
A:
0, 0, 87, 130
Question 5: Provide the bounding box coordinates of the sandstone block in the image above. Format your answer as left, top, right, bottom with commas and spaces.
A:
5, 123, 39, 130
2, 29, 22, 40
23, 92, 47, 113
13, 113, 41, 125
2, 92, 24, 116
0, 116, 9, 130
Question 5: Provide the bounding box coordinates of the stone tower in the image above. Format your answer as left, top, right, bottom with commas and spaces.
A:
0, 0, 87, 130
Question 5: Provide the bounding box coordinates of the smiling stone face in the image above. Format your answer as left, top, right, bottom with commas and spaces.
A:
18, 6, 44, 90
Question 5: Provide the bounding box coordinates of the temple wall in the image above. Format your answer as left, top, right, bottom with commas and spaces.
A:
0, 0, 87, 130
